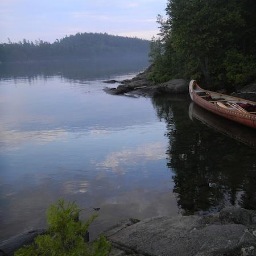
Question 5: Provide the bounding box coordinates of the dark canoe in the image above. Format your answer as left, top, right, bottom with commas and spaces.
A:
189, 80, 256, 129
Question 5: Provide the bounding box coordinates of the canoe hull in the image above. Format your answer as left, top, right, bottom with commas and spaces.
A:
189, 80, 256, 129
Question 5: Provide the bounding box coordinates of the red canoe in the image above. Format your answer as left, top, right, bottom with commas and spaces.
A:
189, 80, 256, 129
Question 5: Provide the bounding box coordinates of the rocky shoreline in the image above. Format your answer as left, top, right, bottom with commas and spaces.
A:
1, 207, 256, 256
103, 66, 188, 98
106, 207, 256, 256
103, 66, 256, 101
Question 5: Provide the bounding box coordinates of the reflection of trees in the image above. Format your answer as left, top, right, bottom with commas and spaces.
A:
0, 59, 148, 81
151, 95, 256, 215
240, 173, 256, 209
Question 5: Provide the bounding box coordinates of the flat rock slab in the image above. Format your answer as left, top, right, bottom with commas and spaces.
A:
2, 208, 256, 256
107, 207, 256, 256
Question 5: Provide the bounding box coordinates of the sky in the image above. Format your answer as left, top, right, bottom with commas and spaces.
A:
0, 0, 167, 43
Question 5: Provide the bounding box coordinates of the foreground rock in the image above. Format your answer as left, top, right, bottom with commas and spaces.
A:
107, 207, 256, 256
2, 207, 256, 256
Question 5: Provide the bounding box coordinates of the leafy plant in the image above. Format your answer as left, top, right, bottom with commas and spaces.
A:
15, 200, 111, 256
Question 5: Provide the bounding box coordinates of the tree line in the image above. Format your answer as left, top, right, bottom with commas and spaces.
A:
0, 32, 150, 62
149, 0, 256, 90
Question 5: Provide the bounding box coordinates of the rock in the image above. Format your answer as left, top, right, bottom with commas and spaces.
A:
104, 76, 188, 97
2, 208, 256, 256
233, 92, 256, 102
103, 85, 134, 95
106, 207, 256, 256
219, 207, 255, 225
155, 79, 188, 94
232, 82, 256, 101
239, 83, 256, 93
103, 65, 189, 97
0, 229, 45, 256
103, 80, 120, 84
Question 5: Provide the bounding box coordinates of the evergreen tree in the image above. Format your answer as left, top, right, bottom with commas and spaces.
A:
0, 33, 150, 62
150, 0, 256, 89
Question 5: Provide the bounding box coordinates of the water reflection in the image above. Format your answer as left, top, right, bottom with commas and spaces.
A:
0, 127, 67, 151
189, 103, 256, 149
152, 95, 256, 215
0, 58, 149, 82
97, 142, 166, 173
1, 63, 256, 243
0, 70, 174, 242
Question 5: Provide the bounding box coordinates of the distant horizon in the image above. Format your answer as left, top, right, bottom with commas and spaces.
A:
0, 0, 166, 44
0, 32, 150, 63
2, 31, 151, 44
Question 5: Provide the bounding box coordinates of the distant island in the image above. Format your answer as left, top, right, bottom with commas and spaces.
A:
0, 32, 150, 62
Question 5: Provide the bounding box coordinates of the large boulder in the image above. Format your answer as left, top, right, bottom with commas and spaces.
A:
106, 207, 256, 256
156, 79, 188, 94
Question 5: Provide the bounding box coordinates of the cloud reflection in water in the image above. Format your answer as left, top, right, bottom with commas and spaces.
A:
63, 180, 90, 194
0, 128, 68, 151
96, 142, 166, 173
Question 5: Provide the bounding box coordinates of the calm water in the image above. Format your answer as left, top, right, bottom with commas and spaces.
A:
0, 61, 256, 242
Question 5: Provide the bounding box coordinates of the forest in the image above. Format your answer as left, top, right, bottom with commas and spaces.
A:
0, 32, 150, 62
149, 0, 256, 90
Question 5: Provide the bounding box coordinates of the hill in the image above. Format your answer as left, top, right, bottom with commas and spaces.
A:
0, 33, 150, 62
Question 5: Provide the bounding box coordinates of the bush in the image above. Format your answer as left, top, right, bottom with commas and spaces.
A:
224, 49, 256, 87
15, 200, 111, 256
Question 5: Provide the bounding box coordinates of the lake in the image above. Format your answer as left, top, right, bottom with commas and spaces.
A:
0, 60, 256, 242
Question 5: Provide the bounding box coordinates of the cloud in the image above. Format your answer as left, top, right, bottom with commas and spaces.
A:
0, 0, 166, 42
89, 129, 110, 136
117, 29, 159, 40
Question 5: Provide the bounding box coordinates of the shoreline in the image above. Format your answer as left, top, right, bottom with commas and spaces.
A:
103, 67, 256, 101
106, 206, 256, 256
1, 207, 256, 256
103, 66, 188, 98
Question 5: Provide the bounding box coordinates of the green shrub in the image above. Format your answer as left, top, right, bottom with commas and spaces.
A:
224, 49, 256, 87
15, 200, 111, 256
